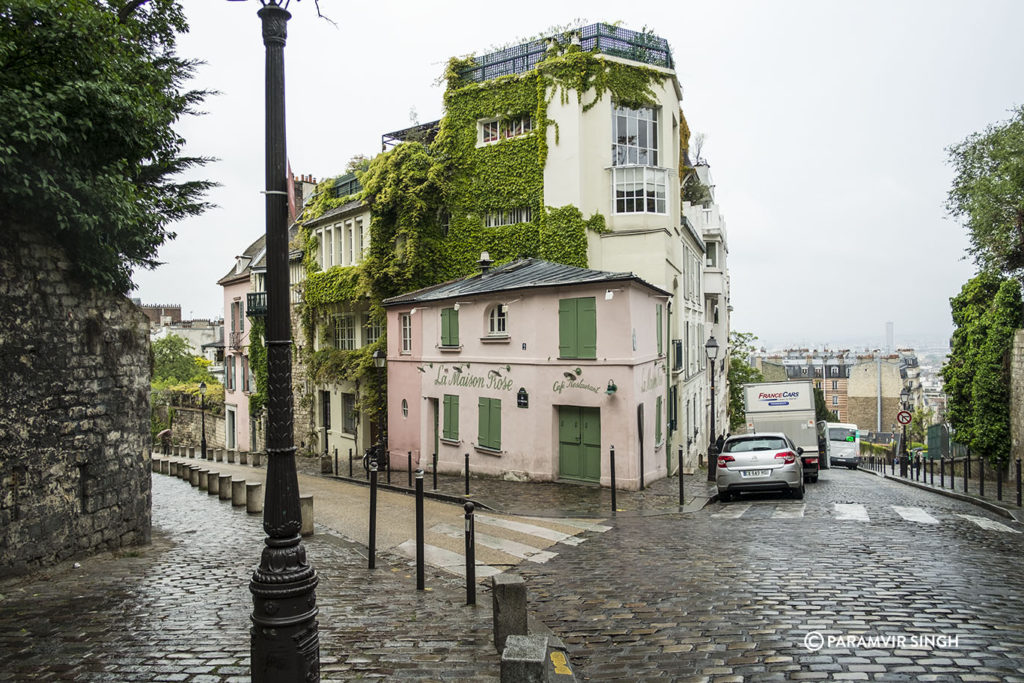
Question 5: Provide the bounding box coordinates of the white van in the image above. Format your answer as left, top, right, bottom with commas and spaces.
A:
818, 422, 860, 469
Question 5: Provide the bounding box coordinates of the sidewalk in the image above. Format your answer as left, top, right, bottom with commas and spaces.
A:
859, 462, 1024, 524
300, 455, 719, 518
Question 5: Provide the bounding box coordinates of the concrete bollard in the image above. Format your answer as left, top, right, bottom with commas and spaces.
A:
238, 450, 247, 465
246, 482, 263, 513
208, 472, 220, 496
492, 574, 529, 652
300, 494, 314, 536
226, 449, 235, 464
231, 479, 246, 506
252, 451, 263, 467
151, 458, 159, 472
178, 462, 187, 480
190, 466, 200, 487
215, 448, 224, 463
219, 474, 232, 500
161, 459, 170, 475
188, 446, 196, 459
500, 635, 548, 683
169, 461, 178, 477
198, 470, 209, 491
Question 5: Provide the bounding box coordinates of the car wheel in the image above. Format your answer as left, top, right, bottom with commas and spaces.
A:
793, 483, 805, 500
811, 475, 819, 483
718, 490, 731, 502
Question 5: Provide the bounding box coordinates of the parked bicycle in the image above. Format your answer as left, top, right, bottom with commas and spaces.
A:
362, 443, 390, 474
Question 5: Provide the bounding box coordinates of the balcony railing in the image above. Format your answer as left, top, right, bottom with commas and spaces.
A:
457, 23, 673, 84
247, 291, 267, 318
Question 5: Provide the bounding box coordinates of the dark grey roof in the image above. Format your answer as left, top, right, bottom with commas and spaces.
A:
217, 233, 265, 285
382, 258, 670, 307
301, 198, 364, 228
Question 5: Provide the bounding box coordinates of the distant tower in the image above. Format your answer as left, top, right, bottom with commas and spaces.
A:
885, 322, 894, 353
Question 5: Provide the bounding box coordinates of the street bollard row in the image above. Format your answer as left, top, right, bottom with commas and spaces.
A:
150, 456, 319, 525
870, 447, 1023, 509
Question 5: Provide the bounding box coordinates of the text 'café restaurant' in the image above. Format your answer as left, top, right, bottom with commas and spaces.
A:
382, 256, 672, 490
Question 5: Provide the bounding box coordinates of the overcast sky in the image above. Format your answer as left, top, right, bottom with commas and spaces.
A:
133, 0, 1024, 351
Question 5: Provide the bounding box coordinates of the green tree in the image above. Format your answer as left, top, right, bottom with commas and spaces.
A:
727, 331, 764, 430
908, 407, 934, 444
946, 105, 1024, 278
813, 388, 838, 423
0, 0, 213, 293
151, 334, 211, 384
941, 274, 1023, 465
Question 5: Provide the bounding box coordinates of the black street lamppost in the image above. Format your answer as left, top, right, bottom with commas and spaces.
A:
705, 336, 720, 482
199, 381, 208, 459
899, 387, 910, 477
231, 1, 319, 679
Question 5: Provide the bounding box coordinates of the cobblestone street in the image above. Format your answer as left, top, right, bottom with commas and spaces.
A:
518, 467, 1024, 680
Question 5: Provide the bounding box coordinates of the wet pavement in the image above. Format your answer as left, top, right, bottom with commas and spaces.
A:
3, 456, 1022, 681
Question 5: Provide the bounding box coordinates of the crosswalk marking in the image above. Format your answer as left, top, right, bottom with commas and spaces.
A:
893, 506, 939, 524
772, 504, 805, 519
834, 503, 869, 521
957, 514, 1021, 533
522, 516, 611, 533
430, 523, 558, 563
395, 540, 503, 578
475, 513, 584, 545
712, 503, 751, 519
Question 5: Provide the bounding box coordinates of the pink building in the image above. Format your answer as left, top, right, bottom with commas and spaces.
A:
382, 257, 672, 490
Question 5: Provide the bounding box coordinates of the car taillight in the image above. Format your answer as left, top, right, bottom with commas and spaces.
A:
805, 457, 818, 465
718, 455, 735, 467
774, 451, 797, 464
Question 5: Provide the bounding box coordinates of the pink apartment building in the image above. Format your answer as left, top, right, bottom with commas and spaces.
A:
382, 257, 673, 490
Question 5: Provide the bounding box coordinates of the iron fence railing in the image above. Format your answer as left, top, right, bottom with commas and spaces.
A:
457, 23, 674, 84
246, 291, 267, 318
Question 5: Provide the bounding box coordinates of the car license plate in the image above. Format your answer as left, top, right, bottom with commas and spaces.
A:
741, 469, 770, 478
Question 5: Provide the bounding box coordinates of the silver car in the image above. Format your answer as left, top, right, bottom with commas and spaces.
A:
716, 432, 805, 502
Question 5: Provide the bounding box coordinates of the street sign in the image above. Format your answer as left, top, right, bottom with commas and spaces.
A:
897, 410, 912, 425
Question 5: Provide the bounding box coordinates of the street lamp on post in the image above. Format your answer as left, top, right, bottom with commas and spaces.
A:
199, 381, 207, 459
232, 1, 320, 680
705, 336, 720, 482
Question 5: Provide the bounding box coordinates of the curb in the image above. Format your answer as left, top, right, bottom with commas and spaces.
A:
858, 465, 1024, 524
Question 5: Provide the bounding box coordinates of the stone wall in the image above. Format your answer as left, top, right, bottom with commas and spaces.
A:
0, 230, 151, 577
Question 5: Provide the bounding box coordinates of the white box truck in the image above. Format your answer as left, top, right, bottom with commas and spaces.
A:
743, 380, 820, 482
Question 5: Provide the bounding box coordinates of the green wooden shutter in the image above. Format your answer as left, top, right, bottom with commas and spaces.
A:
578, 297, 597, 359
656, 395, 663, 443
441, 309, 451, 346
478, 397, 489, 448
489, 398, 501, 450
558, 299, 577, 358
656, 304, 662, 355
443, 394, 459, 439
450, 308, 459, 346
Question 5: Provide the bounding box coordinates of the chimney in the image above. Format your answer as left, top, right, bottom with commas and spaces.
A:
478, 251, 493, 275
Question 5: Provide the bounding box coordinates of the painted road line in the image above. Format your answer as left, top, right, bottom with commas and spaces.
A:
772, 504, 805, 519
893, 506, 939, 524
522, 517, 612, 533
475, 513, 584, 545
395, 539, 503, 577
712, 504, 751, 519
430, 523, 558, 564
957, 514, 1021, 533
834, 503, 869, 521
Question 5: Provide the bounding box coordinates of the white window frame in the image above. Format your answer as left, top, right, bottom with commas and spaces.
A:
400, 313, 412, 354
484, 206, 533, 228
612, 106, 659, 167
613, 167, 667, 215
333, 314, 355, 350
488, 306, 508, 336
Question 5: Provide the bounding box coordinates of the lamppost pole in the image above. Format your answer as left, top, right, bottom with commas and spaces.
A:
705, 336, 719, 482
244, 2, 320, 680
899, 387, 910, 478
199, 381, 207, 459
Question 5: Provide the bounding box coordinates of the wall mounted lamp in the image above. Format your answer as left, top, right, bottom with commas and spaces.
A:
606, 380, 618, 395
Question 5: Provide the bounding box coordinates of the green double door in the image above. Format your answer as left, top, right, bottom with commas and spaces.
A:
558, 406, 601, 482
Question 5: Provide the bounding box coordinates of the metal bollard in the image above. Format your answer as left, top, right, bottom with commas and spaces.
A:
369, 463, 378, 570
980, 461, 985, 497
408, 451, 412, 488
433, 452, 438, 491
386, 451, 391, 485
610, 446, 617, 513
465, 502, 476, 605
940, 458, 945, 488
678, 446, 685, 506
965, 451, 970, 493
415, 470, 425, 590
334, 447, 338, 476
1016, 459, 1021, 507
997, 462, 1003, 501
348, 448, 353, 478
465, 452, 470, 497
930, 458, 934, 486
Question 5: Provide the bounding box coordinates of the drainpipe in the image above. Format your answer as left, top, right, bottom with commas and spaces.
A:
666, 301, 673, 472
